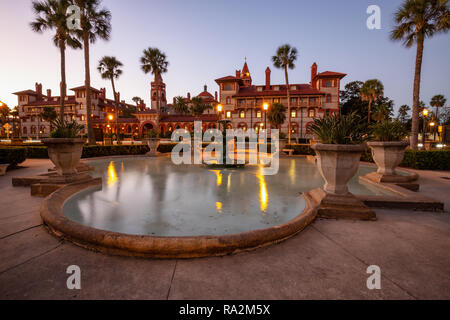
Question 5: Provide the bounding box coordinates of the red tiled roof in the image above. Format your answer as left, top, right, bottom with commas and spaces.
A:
70, 85, 102, 93
232, 84, 325, 98
93, 118, 139, 124
161, 114, 219, 122
215, 76, 240, 82
135, 109, 158, 114
12, 90, 38, 96
242, 62, 250, 75
24, 96, 77, 106
315, 71, 347, 79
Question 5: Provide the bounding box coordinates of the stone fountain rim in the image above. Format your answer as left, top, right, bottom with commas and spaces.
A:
41, 138, 85, 144
40, 178, 317, 259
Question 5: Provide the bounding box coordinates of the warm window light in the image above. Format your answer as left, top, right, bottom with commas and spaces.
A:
263, 103, 269, 111
429, 122, 436, 127
108, 115, 114, 121
217, 104, 223, 112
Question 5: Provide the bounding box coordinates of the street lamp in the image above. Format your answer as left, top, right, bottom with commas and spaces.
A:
217, 104, 223, 130
263, 102, 269, 135
421, 108, 429, 148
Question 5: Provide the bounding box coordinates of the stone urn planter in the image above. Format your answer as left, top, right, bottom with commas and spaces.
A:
145, 138, 161, 157
42, 138, 84, 176
312, 143, 366, 195
308, 143, 376, 220
367, 141, 409, 176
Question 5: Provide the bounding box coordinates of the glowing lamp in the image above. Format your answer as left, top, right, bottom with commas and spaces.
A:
429, 122, 436, 127
263, 103, 269, 111
422, 109, 429, 116
217, 104, 223, 113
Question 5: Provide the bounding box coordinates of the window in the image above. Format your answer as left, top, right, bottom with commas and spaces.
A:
291, 85, 297, 90
256, 110, 262, 118
291, 110, 297, 118
273, 98, 279, 103
291, 98, 297, 104
309, 97, 317, 105
79, 103, 84, 110
274, 86, 279, 91
226, 97, 231, 105
224, 84, 233, 91
240, 110, 245, 118
226, 111, 231, 118
326, 94, 332, 103
324, 80, 333, 87
257, 87, 263, 92
23, 127, 27, 134
308, 109, 315, 118
81, 115, 85, 121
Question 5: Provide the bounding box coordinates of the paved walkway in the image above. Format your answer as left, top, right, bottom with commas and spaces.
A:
0, 159, 449, 300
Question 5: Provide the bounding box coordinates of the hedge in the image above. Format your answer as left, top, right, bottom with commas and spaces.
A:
0, 147, 27, 168
286, 144, 315, 156
401, 150, 450, 171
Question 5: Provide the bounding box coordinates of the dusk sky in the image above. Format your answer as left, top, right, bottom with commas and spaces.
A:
1, 0, 449, 112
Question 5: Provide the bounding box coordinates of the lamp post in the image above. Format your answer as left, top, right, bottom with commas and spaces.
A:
422, 108, 429, 149
217, 104, 223, 130
429, 121, 436, 142
263, 102, 269, 137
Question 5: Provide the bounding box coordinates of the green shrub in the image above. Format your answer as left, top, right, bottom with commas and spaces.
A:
286, 144, 315, 156
0, 147, 27, 168
401, 150, 450, 171
50, 119, 84, 138
311, 112, 368, 144
370, 120, 408, 142
82, 145, 150, 158
26, 146, 49, 159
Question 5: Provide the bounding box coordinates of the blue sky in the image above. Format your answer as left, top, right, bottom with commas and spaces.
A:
0, 0, 449, 113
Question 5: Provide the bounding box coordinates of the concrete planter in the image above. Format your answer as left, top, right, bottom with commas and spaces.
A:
145, 138, 161, 157
367, 141, 409, 176
312, 143, 366, 195
42, 138, 84, 176
0, 164, 8, 176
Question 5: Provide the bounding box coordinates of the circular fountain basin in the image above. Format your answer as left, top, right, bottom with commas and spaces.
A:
41, 157, 393, 258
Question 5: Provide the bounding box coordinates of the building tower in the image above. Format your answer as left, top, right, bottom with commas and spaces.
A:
150, 74, 167, 111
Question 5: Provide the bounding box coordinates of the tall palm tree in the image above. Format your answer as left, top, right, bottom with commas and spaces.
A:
267, 103, 287, 130
140, 47, 169, 136
173, 96, 190, 115
272, 44, 298, 144
75, 0, 111, 145
30, 0, 81, 122
391, 0, 449, 149
372, 105, 390, 123
360, 79, 384, 123
430, 94, 446, 123
98, 56, 123, 142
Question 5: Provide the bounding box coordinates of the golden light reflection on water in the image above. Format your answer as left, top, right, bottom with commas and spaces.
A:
107, 161, 118, 187
289, 159, 296, 185
210, 170, 223, 186
257, 168, 268, 213
216, 202, 223, 214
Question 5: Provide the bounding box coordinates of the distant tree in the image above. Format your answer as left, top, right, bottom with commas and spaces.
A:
272, 44, 298, 144
340, 81, 367, 116
440, 108, 450, 125
360, 79, 384, 123
372, 105, 390, 123
40, 106, 58, 122
132, 96, 142, 106
0, 104, 9, 125
430, 94, 447, 124
391, 0, 450, 149
190, 97, 212, 117
267, 103, 287, 130
173, 96, 190, 115
397, 104, 411, 123
140, 47, 169, 136
98, 56, 123, 141
30, 0, 81, 122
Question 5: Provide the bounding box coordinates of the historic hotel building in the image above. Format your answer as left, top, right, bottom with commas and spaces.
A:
13, 83, 143, 138
215, 61, 346, 139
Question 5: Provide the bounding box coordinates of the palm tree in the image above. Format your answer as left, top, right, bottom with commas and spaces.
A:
391, 0, 449, 149
372, 105, 390, 123
272, 44, 298, 144
430, 94, 446, 123
98, 56, 123, 142
397, 104, 411, 123
30, 0, 81, 123
75, 0, 111, 145
140, 47, 169, 136
132, 96, 142, 106
173, 96, 190, 115
190, 97, 212, 117
267, 103, 287, 130
360, 79, 384, 123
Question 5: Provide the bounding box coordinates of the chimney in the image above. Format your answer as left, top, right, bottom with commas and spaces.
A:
236, 70, 241, 78
187, 92, 191, 100
100, 88, 106, 99
265, 67, 271, 90
35, 83, 42, 96
204, 85, 207, 92
47, 89, 51, 98
115, 92, 120, 102
215, 91, 218, 101
173, 97, 176, 104
311, 62, 318, 86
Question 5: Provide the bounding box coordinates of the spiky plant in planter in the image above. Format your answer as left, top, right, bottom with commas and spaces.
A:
309, 113, 375, 220
144, 129, 161, 157
42, 119, 86, 179
367, 120, 413, 182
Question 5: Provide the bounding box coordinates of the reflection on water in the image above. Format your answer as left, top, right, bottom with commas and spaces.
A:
63, 157, 391, 237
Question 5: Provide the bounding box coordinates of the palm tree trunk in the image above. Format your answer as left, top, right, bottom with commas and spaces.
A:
411, 36, 424, 150
111, 78, 119, 144
83, 31, 95, 145
284, 66, 291, 145
59, 39, 66, 123
156, 75, 161, 138
368, 100, 372, 123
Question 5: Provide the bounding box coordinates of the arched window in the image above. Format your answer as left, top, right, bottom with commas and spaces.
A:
308, 109, 315, 118
23, 127, 27, 134
240, 110, 245, 118
326, 94, 332, 103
